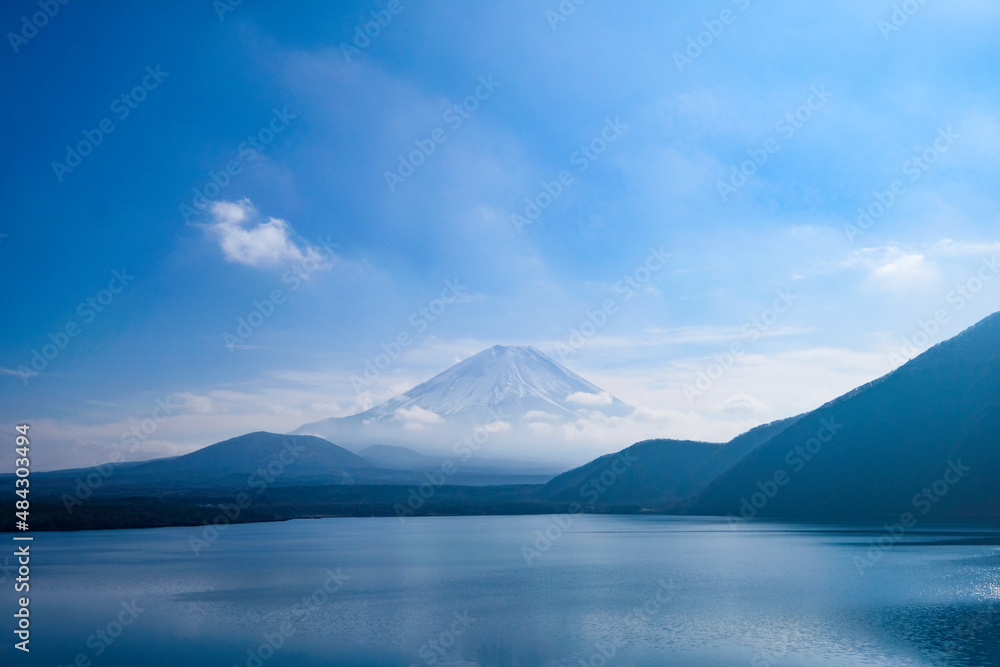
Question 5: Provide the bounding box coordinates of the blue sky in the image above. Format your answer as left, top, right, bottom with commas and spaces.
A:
2, 0, 999, 470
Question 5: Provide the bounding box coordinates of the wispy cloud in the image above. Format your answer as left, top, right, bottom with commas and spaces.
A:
0, 367, 34, 378
845, 246, 940, 291
930, 238, 1000, 257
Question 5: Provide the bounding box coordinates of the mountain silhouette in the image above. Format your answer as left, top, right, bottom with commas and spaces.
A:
692, 311, 1000, 521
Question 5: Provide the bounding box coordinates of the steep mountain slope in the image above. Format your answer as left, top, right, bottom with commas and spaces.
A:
294, 345, 635, 463
693, 312, 1000, 521
537, 416, 803, 510
688, 415, 804, 489
539, 439, 720, 509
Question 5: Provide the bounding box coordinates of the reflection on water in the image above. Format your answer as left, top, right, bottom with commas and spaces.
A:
867, 600, 1000, 666
7, 515, 1000, 666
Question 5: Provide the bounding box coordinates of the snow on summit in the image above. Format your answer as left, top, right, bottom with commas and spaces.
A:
359, 345, 633, 419
293, 345, 635, 463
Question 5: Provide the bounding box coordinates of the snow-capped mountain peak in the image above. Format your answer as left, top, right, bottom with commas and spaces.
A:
358, 345, 630, 420
292, 345, 634, 456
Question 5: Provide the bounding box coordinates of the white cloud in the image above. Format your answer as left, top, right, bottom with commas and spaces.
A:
486, 420, 511, 433
206, 199, 325, 268
392, 406, 445, 430
714, 394, 769, 416
930, 238, 1000, 257
846, 246, 940, 291
527, 422, 555, 436
176, 392, 214, 414
871, 252, 937, 289
566, 391, 613, 406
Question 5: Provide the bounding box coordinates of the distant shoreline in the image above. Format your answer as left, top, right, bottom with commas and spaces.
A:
5, 482, 999, 533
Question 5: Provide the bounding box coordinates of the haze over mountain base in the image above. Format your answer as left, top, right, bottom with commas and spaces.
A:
294, 345, 638, 466
4, 311, 1000, 531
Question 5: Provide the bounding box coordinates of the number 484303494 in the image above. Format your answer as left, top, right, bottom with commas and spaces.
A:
15, 424, 30, 511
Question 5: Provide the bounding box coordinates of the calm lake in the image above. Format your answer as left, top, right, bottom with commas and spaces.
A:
8, 515, 1000, 666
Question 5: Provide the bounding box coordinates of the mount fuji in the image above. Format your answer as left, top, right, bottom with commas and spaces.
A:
293, 345, 635, 464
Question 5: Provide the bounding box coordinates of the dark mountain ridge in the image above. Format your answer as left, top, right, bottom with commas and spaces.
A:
693, 311, 1000, 521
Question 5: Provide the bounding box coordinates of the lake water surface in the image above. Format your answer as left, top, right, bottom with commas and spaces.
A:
8, 515, 1000, 666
